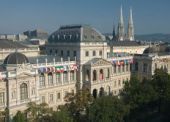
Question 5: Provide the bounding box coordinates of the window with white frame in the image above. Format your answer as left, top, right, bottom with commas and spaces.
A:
20, 83, 28, 101
49, 94, 54, 102
63, 71, 68, 83
56, 72, 61, 83
70, 71, 75, 81
57, 92, 61, 100
39, 73, 45, 87
48, 73, 53, 85
0, 92, 4, 105
41, 96, 45, 103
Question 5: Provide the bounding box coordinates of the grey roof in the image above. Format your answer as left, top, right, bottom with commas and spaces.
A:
28, 55, 72, 64
143, 44, 170, 54
0, 39, 28, 49
110, 40, 142, 46
3, 52, 29, 65
48, 25, 105, 43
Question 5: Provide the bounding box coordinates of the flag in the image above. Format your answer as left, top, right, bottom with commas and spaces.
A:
70, 64, 77, 70
55, 66, 64, 72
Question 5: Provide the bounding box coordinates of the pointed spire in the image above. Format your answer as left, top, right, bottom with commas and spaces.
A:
127, 7, 134, 41
129, 7, 133, 25
112, 22, 116, 41
117, 5, 125, 41
120, 5, 124, 25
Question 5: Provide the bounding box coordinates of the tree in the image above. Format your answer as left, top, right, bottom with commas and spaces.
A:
26, 102, 39, 122
26, 102, 53, 122
88, 96, 129, 122
50, 106, 73, 122
65, 89, 93, 121
13, 111, 25, 122
121, 76, 157, 121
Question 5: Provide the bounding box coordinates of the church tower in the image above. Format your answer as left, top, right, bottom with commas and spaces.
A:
117, 6, 125, 41
127, 8, 134, 41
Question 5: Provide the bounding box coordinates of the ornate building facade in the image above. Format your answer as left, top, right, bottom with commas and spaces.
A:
0, 24, 169, 120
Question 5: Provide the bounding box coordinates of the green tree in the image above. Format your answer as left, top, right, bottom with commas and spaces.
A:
65, 89, 93, 121
25, 102, 39, 122
121, 76, 157, 121
88, 96, 129, 122
152, 69, 170, 113
51, 106, 73, 122
13, 111, 25, 122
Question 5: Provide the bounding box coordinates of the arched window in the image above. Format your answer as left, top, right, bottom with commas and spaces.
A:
135, 62, 138, 71
86, 70, 90, 81
93, 89, 97, 98
93, 51, 96, 56
39, 73, 45, 87
93, 70, 97, 81
99, 69, 104, 80
99, 87, 104, 97
20, 83, 28, 100
48, 73, 53, 85
106, 68, 110, 78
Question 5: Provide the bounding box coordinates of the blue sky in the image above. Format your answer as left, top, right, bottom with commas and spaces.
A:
0, 0, 169, 34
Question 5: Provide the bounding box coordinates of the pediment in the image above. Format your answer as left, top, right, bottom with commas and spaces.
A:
86, 58, 112, 67
17, 72, 34, 78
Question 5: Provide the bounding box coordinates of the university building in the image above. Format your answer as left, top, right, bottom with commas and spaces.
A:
0, 8, 170, 120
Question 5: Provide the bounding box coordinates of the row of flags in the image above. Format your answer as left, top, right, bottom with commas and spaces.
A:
112, 59, 134, 66
38, 64, 78, 73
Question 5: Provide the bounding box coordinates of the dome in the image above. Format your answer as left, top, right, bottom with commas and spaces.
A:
143, 44, 170, 54
3, 52, 29, 65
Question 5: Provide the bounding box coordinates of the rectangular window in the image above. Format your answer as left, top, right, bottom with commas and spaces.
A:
85, 51, 89, 57
114, 65, 116, 73
122, 65, 125, 72
73, 51, 77, 57
48, 74, 53, 86
93, 51, 96, 56
41, 96, 45, 103
67, 51, 70, 57
61, 50, 63, 57
143, 63, 148, 73
70, 71, 75, 81
63, 71, 68, 83
0, 93, 4, 105
126, 64, 129, 72
49, 94, 54, 102
57, 92, 61, 100
12, 90, 16, 99
118, 66, 121, 73
99, 50, 102, 56
64, 91, 68, 97
118, 80, 121, 86
56, 73, 61, 84
39, 74, 45, 87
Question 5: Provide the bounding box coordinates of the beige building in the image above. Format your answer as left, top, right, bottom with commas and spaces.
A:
0, 25, 169, 120
0, 39, 40, 61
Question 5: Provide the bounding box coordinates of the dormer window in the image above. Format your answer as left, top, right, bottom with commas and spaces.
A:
57, 35, 60, 39
52, 35, 55, 39
70, 35, 72, 39
91, 35, 94, 39
84, 35, 87, 39
76, 34, 79, 39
